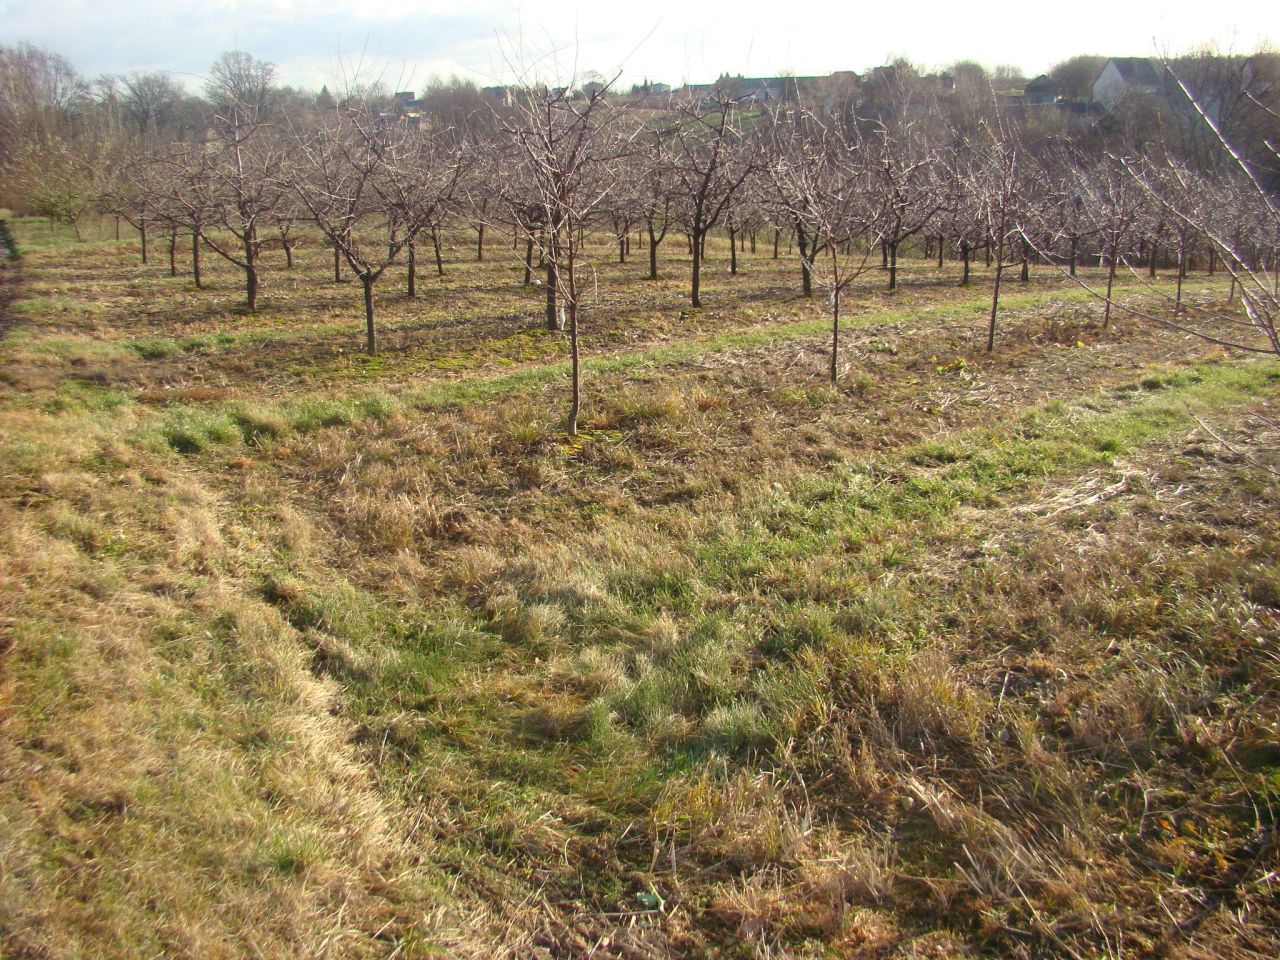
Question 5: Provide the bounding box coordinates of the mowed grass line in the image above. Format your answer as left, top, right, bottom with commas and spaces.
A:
9, 279, 1219, 456
5, 261, 1194, 365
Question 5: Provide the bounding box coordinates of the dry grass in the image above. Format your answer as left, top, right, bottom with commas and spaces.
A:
2, 220, 1279, 958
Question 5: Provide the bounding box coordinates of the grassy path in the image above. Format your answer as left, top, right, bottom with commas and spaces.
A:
2, 277, 1222, 459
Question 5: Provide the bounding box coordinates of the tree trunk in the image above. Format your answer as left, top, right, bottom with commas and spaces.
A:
192, 232, 202, 288
1069, 235, 1078, 278
567, 298, 580, 436
476, 223, 485, 261
1208, 248, 1215, 275
647, 221, 659, 280
334, 242, 343, 283
830, 284, 840, 383
168, 230, 177, 276
987, 238, 1004, 353
960, 240, 970, 286
243, 231, 258, 311
523, 238, 534, 285
545, 259, 558, 330
1175, 237, 1186, 314
729, 226, 737, 275
407, 238, 417, 298
1149, 244, 1158, 278
937, 233, 944, 269
140, 217, 148, 264
363, 275, 376, 355
114, 216, 120, 241
432, 226, 444, 276
881, 238, 888, 270
1104, 238, 1118, 328
691, 230, 703, 307
888, 240, 898, 290
1019, 238, 1029, 282
284, 240, 293, 269
796, 224, 812, 298
772, 228, 780, 260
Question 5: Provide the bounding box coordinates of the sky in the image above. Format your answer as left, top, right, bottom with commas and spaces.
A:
2, 0, 1276, 93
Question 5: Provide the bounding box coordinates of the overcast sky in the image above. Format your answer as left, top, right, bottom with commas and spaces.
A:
2, 0, 1276, 93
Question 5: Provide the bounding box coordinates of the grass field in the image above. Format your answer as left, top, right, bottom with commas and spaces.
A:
2, 218, 1278, 959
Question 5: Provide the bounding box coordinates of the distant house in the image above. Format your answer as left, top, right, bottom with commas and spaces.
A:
629, 80, 673, 102
376, 90, 422, 127
647, 81, 672, 95
1023, 75, 1056, 105
1092, 58, 1163, 110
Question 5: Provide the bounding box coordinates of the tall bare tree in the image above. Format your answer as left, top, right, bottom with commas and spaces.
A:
193, 53, 286, 311
289, 103, 467, 354
869, 118, 947, 290
496, 74, 634, 434
1075, 155, 1147, 327
668, 92, 758, 308
765, 109, 887, 381
969, 120, 1029, 351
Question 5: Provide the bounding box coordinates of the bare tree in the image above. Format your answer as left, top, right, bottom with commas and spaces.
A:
120, 71, 182, 138
199, 123, 284, 311
969, 120, 1029, 351
205, 51, 277, 127
1074, 155, 1147, 327
634, 130, 677, 280
99, 143, 156, 261
289, 102, 467, 354
150, 142, 216, 287
668, 92, 758, 307
495, 71, 635, 434
0, 42, 88, 153
765, 109, 887, 381
1118, 159, 1279, 354
189, 53, 288, 311
869, 118, 946, 290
